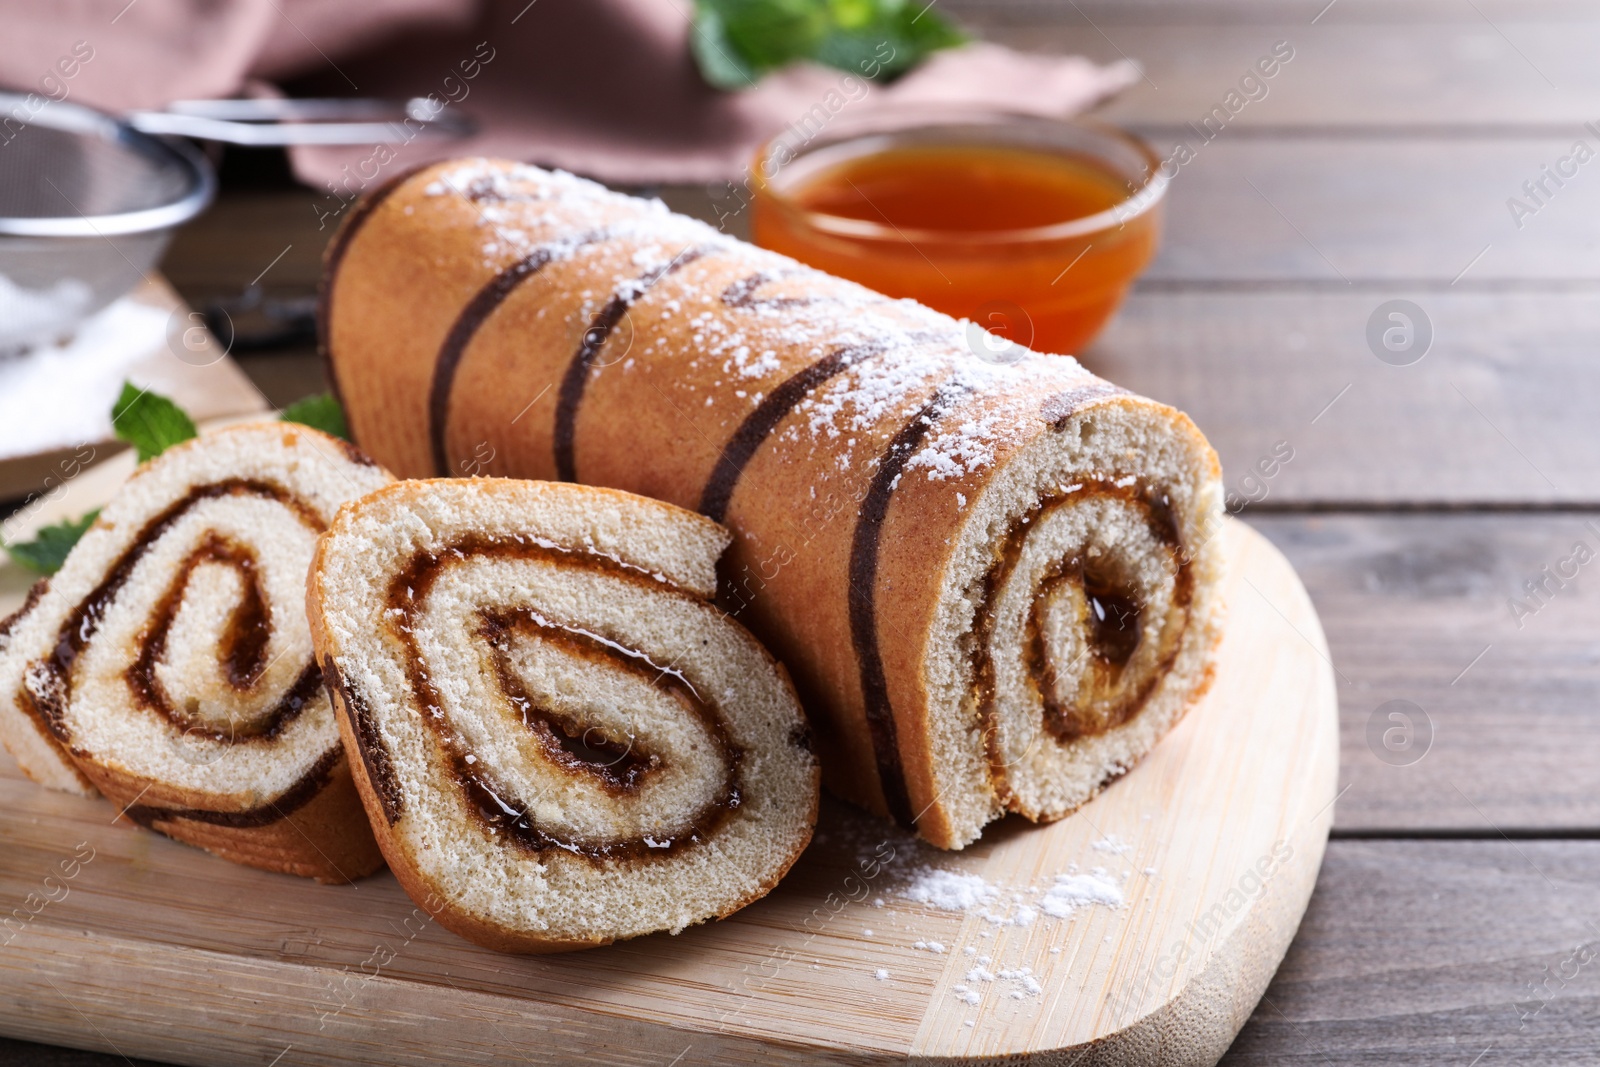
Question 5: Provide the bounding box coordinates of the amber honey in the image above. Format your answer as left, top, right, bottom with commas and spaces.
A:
752, 120, 1165, 356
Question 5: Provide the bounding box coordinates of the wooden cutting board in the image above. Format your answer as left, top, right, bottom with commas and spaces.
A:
0, 508, 1337, 1066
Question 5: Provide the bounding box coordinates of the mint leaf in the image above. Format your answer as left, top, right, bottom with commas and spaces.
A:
693, 0, 965, 88
111, 382, 198, 462
704, 0, 828, 72
692, 5, 763, 89
895, 0, 967, 49
6, 510, 99, 576
817, 2, 966, 77
280, 393, 350, 441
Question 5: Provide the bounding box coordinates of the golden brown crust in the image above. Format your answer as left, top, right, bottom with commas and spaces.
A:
81, 745, 383, 883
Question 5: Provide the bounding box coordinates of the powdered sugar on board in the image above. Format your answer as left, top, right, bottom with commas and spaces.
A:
804, 813, 1164, 1016
903, 869, 998, 912
1039, 873, 1126, 918
902, 863, 1126, 925
793, 809, 1196, 1023
1092, 833, 1136, 856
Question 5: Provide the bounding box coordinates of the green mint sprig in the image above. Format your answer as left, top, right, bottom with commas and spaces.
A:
692, 0, 966, 90
111, 381, 199, 463
5, 510, 100, 576
279, 392, 350, 441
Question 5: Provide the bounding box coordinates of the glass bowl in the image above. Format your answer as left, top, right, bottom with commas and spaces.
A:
750, 109, 1167, 356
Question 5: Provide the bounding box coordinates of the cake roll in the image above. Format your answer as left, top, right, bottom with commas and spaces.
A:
322, 159, 1227, 849
0, 425, 391, 881
306, 479, 819, 951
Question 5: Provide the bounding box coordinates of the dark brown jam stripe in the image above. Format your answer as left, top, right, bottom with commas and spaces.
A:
974, 478, 1194, 783
2, 579, 77, 773
1083, 584, 1145, 668
553, 246, 712, 483
720, 268, 828, 311
848, 385, 972, 829
218, 541, 271, 687
322, 657, 403, 825
387, 535, 741, 860
25, 480, 325, 747
482, 610, 677, 794
701, 271, 936, 525
698, 340, 886, 524
427, 228, 619, 476
124, 532, 303, 741
0, 579, 46, 649
124, 745, 341, 829
317, 166, 423, 419
700, 267, 950, 526
466, 609, 740, 856
1039, 382, 1129, 429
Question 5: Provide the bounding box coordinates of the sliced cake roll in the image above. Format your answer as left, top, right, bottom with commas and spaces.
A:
306, 479, 820, 952
0, 424, 391, 881
321, 159, 1228, 848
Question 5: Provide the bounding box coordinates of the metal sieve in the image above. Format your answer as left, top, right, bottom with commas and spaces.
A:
0, 93, 468, 353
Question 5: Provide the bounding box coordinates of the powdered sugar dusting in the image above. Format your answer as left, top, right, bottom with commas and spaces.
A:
1092, 834, 1135, 856
904, 869, 997, 912
421, 158, 727, 270
905, 412, 1007, 481
419, 158, 1107, 511
414, 160, 1100, 490
1040, 871, 1126, 918
808, 813, 1165, 1020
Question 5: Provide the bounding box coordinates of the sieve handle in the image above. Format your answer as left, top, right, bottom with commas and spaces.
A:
126, 97, 473, 147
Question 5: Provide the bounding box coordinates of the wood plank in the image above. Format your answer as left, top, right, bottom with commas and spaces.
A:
1089, 289, 1600, 505
971, 18, 1600, 129
158, 193, 333, 412
147, 187, 1600, 511
0, 1038, 162, 1067
156, 177, 1600, 511
1221, 839, 1600, 1065
157, 65, 1600, 301
1248, 512, 1600, 833
0, 522, 1338, 1065
1145, 137, 1600, 283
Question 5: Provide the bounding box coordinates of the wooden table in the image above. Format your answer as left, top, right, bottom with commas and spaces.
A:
8, 1, 1599, 1062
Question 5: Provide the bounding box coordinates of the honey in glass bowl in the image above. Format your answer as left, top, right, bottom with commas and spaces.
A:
751, 112, 1167, 356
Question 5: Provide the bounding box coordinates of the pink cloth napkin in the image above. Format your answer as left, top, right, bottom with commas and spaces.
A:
0, 0, 1136, 186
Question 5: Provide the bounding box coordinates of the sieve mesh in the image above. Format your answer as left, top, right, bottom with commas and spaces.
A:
0, 120, 193, 221
0, 93, 213, 238
0, 94, 212, 351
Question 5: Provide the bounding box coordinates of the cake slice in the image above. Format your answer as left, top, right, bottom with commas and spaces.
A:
0, 424, 392, 881
307, 478, 820, 952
